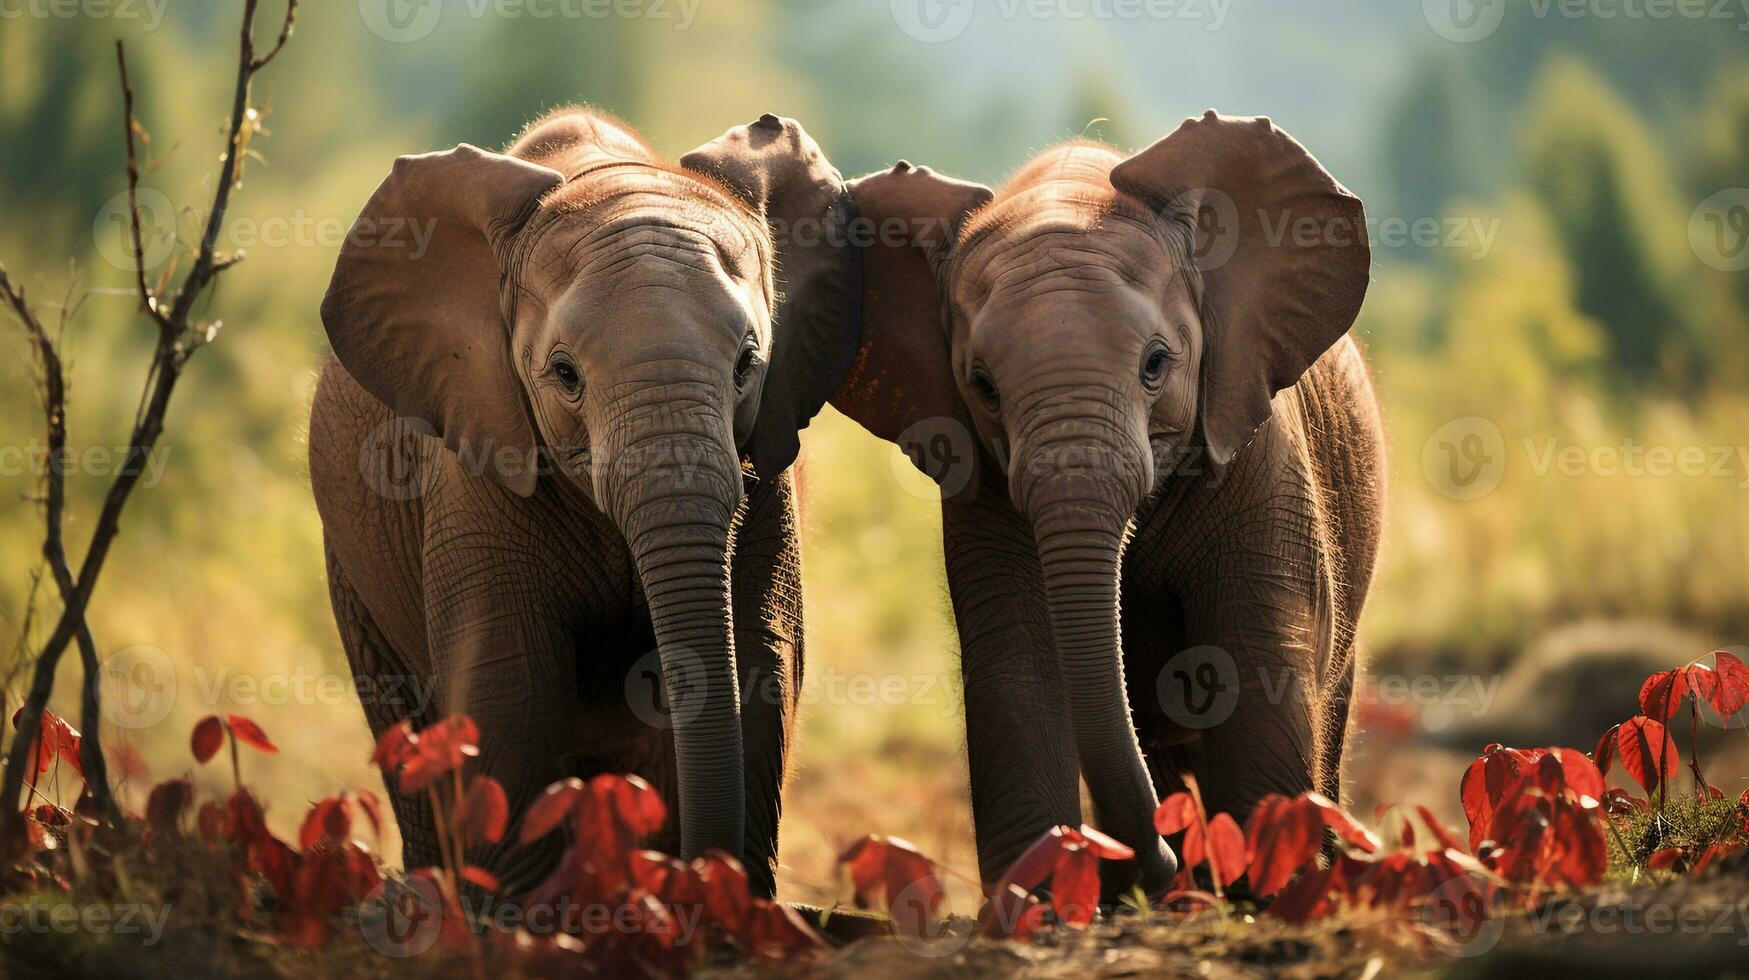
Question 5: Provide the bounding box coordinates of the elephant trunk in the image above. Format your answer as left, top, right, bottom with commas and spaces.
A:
596, 389, 746, 863
1014, 407, 1177, 893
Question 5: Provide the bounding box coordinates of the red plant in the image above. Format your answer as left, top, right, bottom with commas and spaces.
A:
11, 707, 83, 792
1617, 650, 1749, 804
519, 771, 825, 969
971, 824, 1134, 936
1153, 775, 1245, 895
839, 835, 946, 936
192, 713, 279, 790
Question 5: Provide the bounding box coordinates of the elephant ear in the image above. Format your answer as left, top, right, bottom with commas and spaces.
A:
680, 114, 862, 482
1110, 111, 1371, 478
320, 144, 563, 496
830, 162, 992, 499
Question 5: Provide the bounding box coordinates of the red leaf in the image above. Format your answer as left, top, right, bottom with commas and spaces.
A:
1244, 795, 1325, 897
1686, 651, 1749, 719
146, 779, 193, 835
192, 715, 225, 764
461, 866, 500, 891
743, 898, 826, 957
630, 850, 704, 906
1647, 847, 1683, 871
1205, 812, 1246, 887
1603, 788, 1646, 816
839, 835, 943, 936
370, 719, 417, 771
977, 883, 1048, 940
573, 774, 668, 868
694, 850, 752, 934
987, 825, 1073, 895
1304, 792, 1381, 853
1611, 717, 1679, 794
1050, 845, 1100, 926
299, 797, 352, 850
1551, 748, 1607, 803
1413, 805, 1470, 855
1153, 792, 1198, 835
197, 802, 226, 839
12, 708, 81, 780
1593, 725, 1617, 780
226, 715, 278, 753
521, 777, 584, 842
1461, 744, 1540, 851
397, 715, 480, 791
460, 776, 509, 845
1073, 824, 1135, 861
1638, 670, 1689, 722
1546, 798, 1607, 887
226, 788, 271, 847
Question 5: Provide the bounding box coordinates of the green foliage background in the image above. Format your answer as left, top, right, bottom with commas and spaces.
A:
1, 1, 1745, 892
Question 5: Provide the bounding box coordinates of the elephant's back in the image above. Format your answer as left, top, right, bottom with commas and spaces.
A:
309, 354, 432, 654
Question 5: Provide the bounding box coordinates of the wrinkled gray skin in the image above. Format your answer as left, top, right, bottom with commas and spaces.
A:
309, 110, 859, 896
831, 112, 1385, 894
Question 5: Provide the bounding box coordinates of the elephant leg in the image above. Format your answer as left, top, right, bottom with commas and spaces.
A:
1174, 541, 1325, 825
423, 542, 579, 895
728, 471, 804, 899
324, 542, 441, 870
943, 488, 1082, 887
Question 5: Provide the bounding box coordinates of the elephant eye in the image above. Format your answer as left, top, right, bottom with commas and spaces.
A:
552, 358, 582, 394
968, 362, 1000, 411
1140, 338, 1172, 392
734, 335, 760, 391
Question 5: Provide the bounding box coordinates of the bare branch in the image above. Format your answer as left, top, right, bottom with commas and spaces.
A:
115, 42, 167, 332
0, 269, 120, 822
166, 0, 300, 330
250, 0, 299, 72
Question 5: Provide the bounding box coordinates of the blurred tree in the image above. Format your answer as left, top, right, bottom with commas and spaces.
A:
1691, 65, 1749, 375
1519, 58, 1706, 388
1380, 56, 1491, 265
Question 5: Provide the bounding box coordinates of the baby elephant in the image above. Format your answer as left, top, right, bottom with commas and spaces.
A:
309, 110, 862, 896
831, 112, 1384, 893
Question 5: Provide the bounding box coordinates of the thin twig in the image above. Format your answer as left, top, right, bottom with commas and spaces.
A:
115, 42, 166, 330
250, 0, 297, 72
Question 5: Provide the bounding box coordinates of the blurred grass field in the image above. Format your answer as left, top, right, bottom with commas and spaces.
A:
3, 0, 1748, 910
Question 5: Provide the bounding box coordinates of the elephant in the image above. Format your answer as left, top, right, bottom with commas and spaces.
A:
829, 111, 1385, 895
307, 109, 862, 897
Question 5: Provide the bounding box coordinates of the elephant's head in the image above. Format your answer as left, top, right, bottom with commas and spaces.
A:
321, 111, 859, 866
832, 112, 1370, 891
